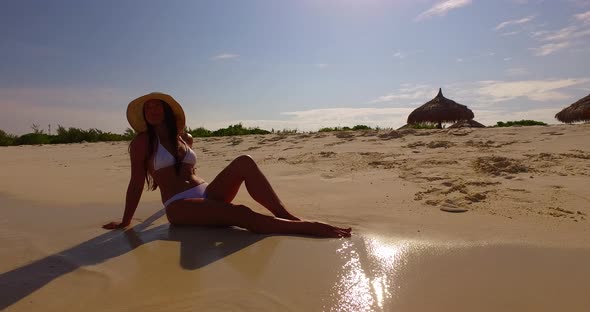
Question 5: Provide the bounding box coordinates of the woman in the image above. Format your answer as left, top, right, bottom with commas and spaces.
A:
103, 92, 352, 238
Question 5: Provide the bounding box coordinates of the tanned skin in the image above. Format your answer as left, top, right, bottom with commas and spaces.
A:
103, 99, 351, 238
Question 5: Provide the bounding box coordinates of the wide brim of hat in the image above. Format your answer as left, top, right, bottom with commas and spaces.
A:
126, 92, 186, 133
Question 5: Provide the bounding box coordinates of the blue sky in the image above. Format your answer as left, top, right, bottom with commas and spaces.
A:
1, 0, 590, 134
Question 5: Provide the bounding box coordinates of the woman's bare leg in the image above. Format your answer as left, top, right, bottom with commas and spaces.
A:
205, 155, 299, 220
166, 199, 351, 238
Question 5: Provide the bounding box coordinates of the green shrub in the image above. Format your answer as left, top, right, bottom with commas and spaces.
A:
0, 129, 17, 146
495, 120, 547, 127
352, 125, 372, 131
123, 128, 136, 140
14, 133, 52, 145
187, 127, 213, 137
211, 124, 270, 136
318, 126, 353, 132
51, 126, 129, 144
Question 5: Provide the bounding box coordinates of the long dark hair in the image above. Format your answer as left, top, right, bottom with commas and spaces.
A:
141, 100, 182, 191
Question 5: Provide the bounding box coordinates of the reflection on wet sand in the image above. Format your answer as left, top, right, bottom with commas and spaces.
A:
325, 236, 409, 311
3, 223, 590, 312
324, 236, 590, 312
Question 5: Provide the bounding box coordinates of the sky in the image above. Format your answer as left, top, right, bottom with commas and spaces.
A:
1, 0, 590, 135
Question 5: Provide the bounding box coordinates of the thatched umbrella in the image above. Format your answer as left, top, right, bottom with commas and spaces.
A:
555, 93, 590, 123
407, 88, 474, 128
448, 119, 485, 128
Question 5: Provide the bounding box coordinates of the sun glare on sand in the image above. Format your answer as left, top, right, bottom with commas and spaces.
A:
325, 236, 410, 311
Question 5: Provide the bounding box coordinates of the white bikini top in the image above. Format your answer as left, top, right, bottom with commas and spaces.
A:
153, 137, 197, 172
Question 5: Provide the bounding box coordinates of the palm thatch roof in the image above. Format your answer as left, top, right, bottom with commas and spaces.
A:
448, 119, 486, 128
407, 88, 474, 125
555, 93, 590, 123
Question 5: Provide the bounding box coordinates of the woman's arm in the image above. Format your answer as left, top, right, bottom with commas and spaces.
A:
103, 134, 148, 229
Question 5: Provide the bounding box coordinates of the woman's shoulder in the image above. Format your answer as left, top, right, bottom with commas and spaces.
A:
180, 132, 194, 147
130, 132, 150, 152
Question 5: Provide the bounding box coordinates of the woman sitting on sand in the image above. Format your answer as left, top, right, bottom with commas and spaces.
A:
103, 92, 351, 238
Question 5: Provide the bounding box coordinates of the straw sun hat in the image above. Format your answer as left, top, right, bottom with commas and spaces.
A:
126, 92, 186, 133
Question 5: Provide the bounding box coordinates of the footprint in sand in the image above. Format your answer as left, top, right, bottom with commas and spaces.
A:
472, 156, 529, 176
541, 131, 564, 136
447, 129, 472, 136
440, 202, 468, 213
440, 206, 469, 213
319, 151, 336, 158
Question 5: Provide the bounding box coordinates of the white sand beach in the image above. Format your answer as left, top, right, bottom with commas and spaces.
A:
1, 124, 590, 311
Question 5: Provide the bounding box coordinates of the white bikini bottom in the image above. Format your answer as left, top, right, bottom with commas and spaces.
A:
163, 183, 208, 208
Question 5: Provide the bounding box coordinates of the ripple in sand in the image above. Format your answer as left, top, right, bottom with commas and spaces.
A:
403, 141, 425, 149
472, 156, 529, 176
377, 131, 402, 140
335, 132, 356, 139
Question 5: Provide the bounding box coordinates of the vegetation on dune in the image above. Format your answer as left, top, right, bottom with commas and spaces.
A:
318, 125, 374, 132
0, 129, 17, 146
186, 127, 212, 137
273, 128, 299, 134
187, 123, 270, 137
495, 120, 547, 127
0, 124, 134, 146
0, 120, 557, 147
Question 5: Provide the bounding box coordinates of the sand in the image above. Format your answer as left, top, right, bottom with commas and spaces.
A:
1, 124, 589, 311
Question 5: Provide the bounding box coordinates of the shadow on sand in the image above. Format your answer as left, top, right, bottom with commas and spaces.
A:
0, 209, 267, 309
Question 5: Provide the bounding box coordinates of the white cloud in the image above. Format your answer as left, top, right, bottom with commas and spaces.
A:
201, 107, 416, 132
475, 78, 589, 102
528, 12, 590, 56
371, 78, 590, 108
369, 84, 436, 103
538, 26, 590, 42
501, 31, 521, 36
415, 0, 472, 21
531, 41, 571, 56
198, 78, 590, 131
203, 104, 569, 131
211, 53, 240, 60
495, 15, 535, 31
314, 63, 328, 68
575, 10, 590, 24
282, 107, 413, 121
